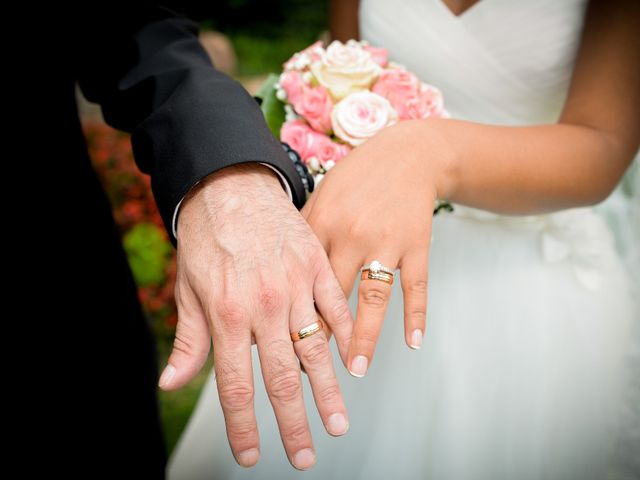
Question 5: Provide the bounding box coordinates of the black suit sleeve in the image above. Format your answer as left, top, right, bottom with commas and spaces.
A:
76, 4, 305, 244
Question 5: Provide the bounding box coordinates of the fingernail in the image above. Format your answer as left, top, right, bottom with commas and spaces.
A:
327, 413, 349, 436
409, 329, 423, 350
237, 448, 260, 467
349, 355, 368, 377
292, 448, 316, 470
158, 364, 176, 388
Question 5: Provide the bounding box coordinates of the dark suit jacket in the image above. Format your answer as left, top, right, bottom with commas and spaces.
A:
50, 3, 304, 476
77, 4, 305, 241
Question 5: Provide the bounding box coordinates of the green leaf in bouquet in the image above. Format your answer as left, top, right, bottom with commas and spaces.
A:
255, 73, 286, 138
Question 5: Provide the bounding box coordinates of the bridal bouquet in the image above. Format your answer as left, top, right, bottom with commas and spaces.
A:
257, 40, 449, 188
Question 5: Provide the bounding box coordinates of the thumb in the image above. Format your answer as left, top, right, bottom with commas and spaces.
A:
158, 285, 211, 391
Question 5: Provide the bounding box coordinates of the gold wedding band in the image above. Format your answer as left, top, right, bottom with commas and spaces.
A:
290, 319, 325, 342
360, 260, 395, 285
361, 270, 394, 285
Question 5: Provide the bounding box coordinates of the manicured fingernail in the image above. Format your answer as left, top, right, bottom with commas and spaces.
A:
158, 364, 176, 388
292, 448, 316, 470
410, 329, 423, 350
237, 448, 260, 467
327, 413, 349, 436
350, 355, 368, 377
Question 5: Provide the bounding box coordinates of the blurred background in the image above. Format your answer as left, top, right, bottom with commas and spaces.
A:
79, 0, 329, 454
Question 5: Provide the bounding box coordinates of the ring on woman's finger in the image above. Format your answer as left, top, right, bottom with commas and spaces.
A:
360, 260, 395, 285
290, 319, 325, 342
361, 271, 394, 284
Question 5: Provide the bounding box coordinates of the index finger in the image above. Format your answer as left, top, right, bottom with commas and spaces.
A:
313, 258, 355, 368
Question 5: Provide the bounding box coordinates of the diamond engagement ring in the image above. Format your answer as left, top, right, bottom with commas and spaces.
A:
361, 260, 395, 275
360, 260, 395, 285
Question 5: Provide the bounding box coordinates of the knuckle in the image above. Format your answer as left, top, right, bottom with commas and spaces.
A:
299, 338, 331, 366
357, 327, 380, 345
346, 219, 366, 241
218, 381, 255, 412
258, 286, 284, 317
408, 307, 427, 321
407, 280, 428, 295
215, 297, 245, 327
360, 286, 388, 308
348, 219, 394, 242
317, 383, 341, 405
377, 225, 395, 242
175, 284, 197, 315
283, 421, 309, 444
330, 295, 352, 325
269, 369, 302, 404
306, 247, 326, 273
172, 329, 200, 357
227, 419, 258, 441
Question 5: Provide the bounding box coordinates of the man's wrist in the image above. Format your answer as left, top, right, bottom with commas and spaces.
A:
259, 163, 294, 201
172, 145, 312, 238
174, 163, 290, 238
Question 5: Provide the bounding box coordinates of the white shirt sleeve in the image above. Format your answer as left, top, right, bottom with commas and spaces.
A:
171, 162, 294, 239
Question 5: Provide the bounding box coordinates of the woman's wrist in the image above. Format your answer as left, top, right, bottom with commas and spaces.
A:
384, 118, 460, 202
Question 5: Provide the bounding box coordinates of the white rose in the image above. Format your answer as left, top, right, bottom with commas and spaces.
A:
331, 91, 398, 147
310, 41, 380, 100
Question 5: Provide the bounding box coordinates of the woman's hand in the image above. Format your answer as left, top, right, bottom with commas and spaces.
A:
307, 0, 640, 380
302, 120, 451, 377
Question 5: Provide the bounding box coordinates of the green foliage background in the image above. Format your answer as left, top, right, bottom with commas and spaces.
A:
172, 0, 329, 75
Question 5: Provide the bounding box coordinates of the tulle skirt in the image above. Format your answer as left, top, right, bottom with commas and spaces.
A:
168, 208, 638, 480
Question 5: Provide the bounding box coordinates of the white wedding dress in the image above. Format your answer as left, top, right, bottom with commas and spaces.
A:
168, 1, 639, 478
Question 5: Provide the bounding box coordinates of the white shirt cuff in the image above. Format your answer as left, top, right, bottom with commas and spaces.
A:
259, 163, 293, 201
172, 163, 293, 239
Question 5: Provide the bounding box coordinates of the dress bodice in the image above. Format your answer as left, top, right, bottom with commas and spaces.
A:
360, 0, 588, 125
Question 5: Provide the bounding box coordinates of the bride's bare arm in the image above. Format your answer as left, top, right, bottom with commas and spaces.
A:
303, 0, 638, 378
412, 0, 639, 213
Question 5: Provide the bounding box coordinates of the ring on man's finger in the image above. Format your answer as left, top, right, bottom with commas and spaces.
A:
290, 319, 325, 342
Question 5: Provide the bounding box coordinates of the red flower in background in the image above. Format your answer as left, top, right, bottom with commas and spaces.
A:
84, 122, 177, 330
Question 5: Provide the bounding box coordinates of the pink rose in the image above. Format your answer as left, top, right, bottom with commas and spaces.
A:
312, 137, 351, 166
280, 120, 319, 159
279, 71, 305, 106
279, 120, 327, 159
400, 84, 446, 120
372, 68, 421, 118
293, 84, 333, 134
284, 41, 324, 71
374, 69, 446, 120
281, 120, 350, 166
364, 46, 389, 67
280, 72, 333, 133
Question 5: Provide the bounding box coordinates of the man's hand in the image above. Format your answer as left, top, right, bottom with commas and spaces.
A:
158, 164, 353, 470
